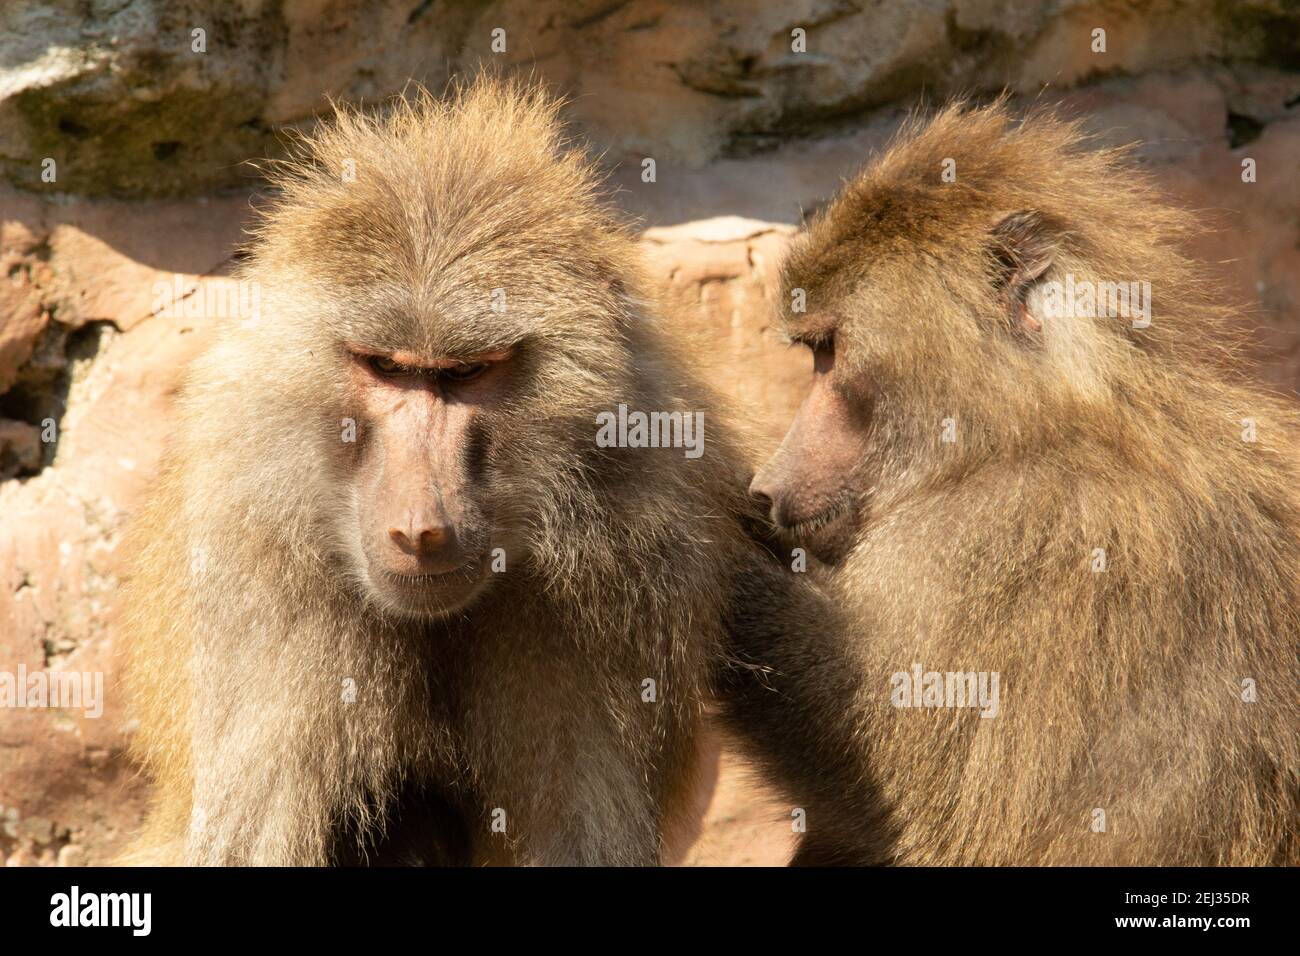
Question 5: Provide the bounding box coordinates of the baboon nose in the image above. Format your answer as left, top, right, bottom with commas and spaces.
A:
748, 475, 777, 522
388, 525, 451, 557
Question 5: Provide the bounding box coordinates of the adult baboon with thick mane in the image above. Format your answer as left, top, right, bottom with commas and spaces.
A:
121, 78, 761, 866
723, 100, 1300, 865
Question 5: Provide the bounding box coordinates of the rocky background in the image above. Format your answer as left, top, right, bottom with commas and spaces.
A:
1, 0, 1297, 866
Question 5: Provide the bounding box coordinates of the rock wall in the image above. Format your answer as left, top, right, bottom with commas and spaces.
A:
4, 0, 1298, 195
1, 0, 1297, 866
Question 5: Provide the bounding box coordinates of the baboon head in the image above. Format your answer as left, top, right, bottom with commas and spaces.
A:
753, 100, 1212, 564
236, 80, 643, 620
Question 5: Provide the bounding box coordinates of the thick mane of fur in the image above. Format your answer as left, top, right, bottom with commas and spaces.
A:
254, 78, 628, 285
786, 100, 1300, 526
727, 100, 1300, 865
121, 78, 757, 866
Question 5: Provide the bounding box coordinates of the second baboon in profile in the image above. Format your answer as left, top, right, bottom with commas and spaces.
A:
121, 78, 762, 866
724, 100, 1300, 865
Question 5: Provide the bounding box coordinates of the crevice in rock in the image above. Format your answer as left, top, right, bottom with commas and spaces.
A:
1227, 111, 1265, 148
42, 632, 79, 669
0, 321, 112, 480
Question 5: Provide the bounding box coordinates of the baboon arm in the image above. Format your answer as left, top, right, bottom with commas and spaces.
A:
719, 557, 897, 864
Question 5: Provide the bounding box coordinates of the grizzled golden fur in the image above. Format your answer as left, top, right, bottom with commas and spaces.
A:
121, 78, 762, 866
723, 100, 1300, 865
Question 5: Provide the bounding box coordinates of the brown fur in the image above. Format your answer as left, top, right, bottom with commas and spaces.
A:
120, 78, 761, 866
722, 100, 1300, 865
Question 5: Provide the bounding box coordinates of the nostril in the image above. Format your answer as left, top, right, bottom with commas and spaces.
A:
417, 527, 448, 552
388, 518, 457, 561
389, 525, 454, 557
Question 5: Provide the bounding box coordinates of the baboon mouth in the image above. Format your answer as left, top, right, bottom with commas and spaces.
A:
781, 494, 855, 535
777, 494, 861, 564
382, 562, 485, 585
367, 557, 493, 620
786, 502, 850, 534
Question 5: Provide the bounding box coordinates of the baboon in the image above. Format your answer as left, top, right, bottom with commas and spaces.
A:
722, 101, 1300, 865
121, 78, 760, 866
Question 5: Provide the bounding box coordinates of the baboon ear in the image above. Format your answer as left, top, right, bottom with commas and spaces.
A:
989, 210, 1054, 336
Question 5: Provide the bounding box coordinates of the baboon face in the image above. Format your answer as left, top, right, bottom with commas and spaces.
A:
311, 265, 626, 619
753, 191, 1065, 566
750, 319, 873, 564
345, 343, 515, 619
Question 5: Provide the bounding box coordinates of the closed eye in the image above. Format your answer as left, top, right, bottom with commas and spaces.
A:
440, 362, 489, 383
349, 345, 516, 383
368, 355, 408, 377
